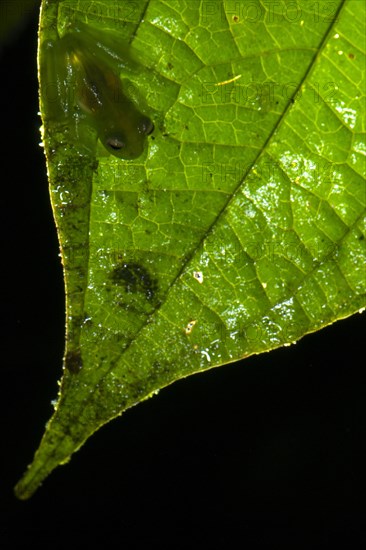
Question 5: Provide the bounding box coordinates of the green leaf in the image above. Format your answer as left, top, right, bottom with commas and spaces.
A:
15, 0, 365, 499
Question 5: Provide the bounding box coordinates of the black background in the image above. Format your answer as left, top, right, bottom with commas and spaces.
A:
0, 4, 365, 547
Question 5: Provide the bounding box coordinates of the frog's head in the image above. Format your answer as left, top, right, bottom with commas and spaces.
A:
102, 116, 154, 160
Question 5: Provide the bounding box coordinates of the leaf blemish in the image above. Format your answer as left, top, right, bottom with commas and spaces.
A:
184, 320, 197, 335
65, 350, 83, 373
110, 262, 158, 301
193, 271, 204, 284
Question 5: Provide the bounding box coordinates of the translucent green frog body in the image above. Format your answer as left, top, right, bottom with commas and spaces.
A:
43, 23, 154, 159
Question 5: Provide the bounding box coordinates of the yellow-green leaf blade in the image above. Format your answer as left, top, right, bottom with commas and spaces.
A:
15, 0, 365, 499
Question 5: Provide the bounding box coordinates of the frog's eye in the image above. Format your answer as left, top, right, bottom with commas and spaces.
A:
106, 136, 126, 151
138, 116, 154, 136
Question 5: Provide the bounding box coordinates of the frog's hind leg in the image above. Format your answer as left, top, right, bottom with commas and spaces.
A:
68, 21, 138, 73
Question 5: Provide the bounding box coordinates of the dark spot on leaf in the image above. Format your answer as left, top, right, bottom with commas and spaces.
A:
348, 52, 355, 59
110, 262, 158, 301
65, 350, 83, 373
232, 15, 239, 22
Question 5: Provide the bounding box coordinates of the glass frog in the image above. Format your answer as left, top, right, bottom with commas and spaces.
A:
42, 22, 154, 160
